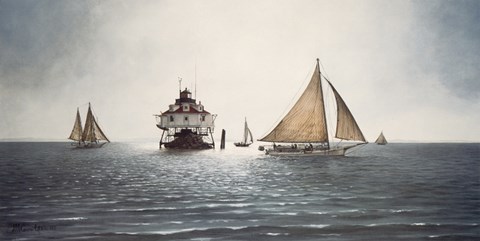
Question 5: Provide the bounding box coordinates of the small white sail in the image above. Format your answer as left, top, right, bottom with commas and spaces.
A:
243, 118, 253, 144
68, 108, 83, 141
247, 125, 253, 144
259, 63, 329, 143
235, 118, 254, 147
243, 120, 249, 143
375, 132, 387, 145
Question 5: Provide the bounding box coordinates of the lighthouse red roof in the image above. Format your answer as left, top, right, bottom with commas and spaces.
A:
162, 107, 210, 115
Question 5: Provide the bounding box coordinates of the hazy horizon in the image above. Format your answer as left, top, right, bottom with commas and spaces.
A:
1, 0, 479, 143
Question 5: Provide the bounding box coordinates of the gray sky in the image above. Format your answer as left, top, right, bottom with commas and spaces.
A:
1, 0, 479, 142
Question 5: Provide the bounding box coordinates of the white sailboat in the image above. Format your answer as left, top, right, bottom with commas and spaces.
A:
375, 131, 388, 145
234, 117, 253, 147
68, 103, 110, 147
259, 59, 367, 156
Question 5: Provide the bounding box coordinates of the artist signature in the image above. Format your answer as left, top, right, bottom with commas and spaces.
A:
7, 223, 56, 234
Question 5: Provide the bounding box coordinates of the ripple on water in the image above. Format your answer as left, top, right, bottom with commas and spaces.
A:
1, 142, 479, 240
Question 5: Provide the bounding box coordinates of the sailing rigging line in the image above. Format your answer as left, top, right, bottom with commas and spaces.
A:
318, 61, 337, 147
88, 104, 109, 141
346, 142, 368, 155
334, 139, 343, 148
316, 59, 329, 148
259, 62, 315, 139
318, 60, 331, 81
326, 78, 338, 146
322, 73, 345, 146
318, 58, 340, 146
91, 107, 102, 129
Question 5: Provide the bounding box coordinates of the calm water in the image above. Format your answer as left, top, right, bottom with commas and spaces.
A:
1, 142, 479, 240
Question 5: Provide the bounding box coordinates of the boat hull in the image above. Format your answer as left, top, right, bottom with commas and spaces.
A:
234, 142, 252, 147
71, 142, 108, 148
264, 144, 365, 157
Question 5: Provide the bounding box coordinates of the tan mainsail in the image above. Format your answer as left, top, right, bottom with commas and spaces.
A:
375, 132, 387, 144
259, 62, 329, 143
68, 108, 83, 141
326, 80, 366, 142
81, 104, 110, 143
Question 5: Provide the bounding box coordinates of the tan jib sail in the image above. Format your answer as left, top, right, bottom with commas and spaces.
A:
326, 80, 366, 142
68, 108, 83, 141
259, 62, 328, 143
375, 131, 387, 144
82, 104, 110, 143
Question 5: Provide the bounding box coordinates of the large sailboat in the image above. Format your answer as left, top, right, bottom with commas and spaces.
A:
234, 117, 253, 147
68, 103, 110, 148
375, 131, 388, 145
259, 59, 367, 156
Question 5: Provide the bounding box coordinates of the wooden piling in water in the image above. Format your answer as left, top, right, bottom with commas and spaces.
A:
220, 129, 226, 149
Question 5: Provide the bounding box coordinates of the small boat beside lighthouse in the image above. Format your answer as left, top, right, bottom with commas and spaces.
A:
234, 117, 253, 147
259, 59, 367, 156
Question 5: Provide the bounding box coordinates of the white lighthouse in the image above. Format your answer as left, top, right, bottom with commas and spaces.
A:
155, 88, 216, 149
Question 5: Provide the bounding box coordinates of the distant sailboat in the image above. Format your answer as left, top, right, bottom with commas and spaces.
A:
259, 59, 367, 156
234, 118, 253, 147
375, 131, 387, 145
68, 103, 110, 147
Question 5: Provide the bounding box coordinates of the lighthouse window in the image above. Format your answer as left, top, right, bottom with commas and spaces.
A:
183, 105, 189, 111
201, 115, 206, 121
184, 116, 189, 121
170, 116, 174, 122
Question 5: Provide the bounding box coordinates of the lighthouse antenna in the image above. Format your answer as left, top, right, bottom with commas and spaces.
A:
178, 77, 182, 94
195, 61, 197, 99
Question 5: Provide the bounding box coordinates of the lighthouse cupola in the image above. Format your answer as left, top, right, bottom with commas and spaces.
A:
176, 88, 195, 104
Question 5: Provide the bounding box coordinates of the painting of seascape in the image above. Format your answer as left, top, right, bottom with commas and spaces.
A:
1, 1, 479, 240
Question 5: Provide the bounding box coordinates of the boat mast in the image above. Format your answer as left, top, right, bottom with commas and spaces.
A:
195, 61, 197, 100
317, 58, 330, 150
244, 117, 249, 144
